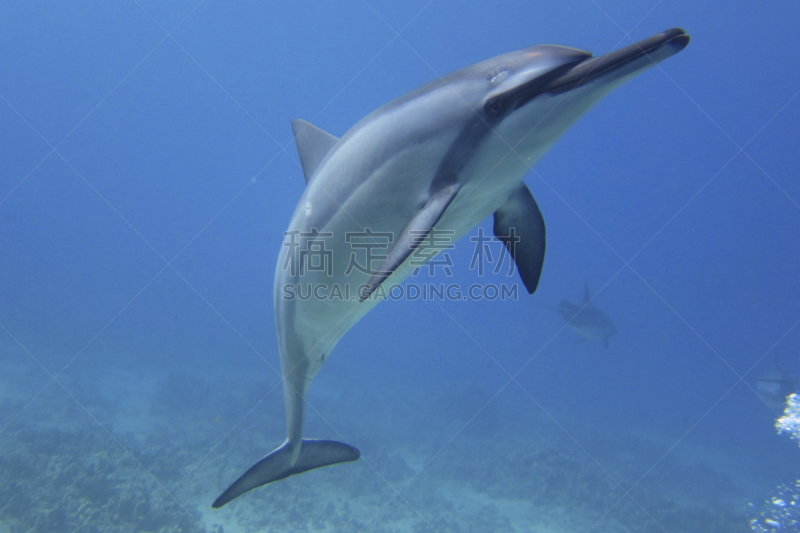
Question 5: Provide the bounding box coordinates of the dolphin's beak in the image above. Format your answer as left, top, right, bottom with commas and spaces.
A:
542, 28, 690, 94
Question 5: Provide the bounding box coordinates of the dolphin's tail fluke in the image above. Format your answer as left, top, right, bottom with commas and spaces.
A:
212, 439, 360, 508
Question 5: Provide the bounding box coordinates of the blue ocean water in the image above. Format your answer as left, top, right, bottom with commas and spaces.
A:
1, 1, 799, 532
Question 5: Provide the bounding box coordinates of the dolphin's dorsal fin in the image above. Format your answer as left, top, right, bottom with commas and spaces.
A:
292, 119, 339, 184
583, 284, 592, 303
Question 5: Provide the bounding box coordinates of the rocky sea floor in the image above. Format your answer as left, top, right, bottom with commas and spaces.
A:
0, 366, 761, 532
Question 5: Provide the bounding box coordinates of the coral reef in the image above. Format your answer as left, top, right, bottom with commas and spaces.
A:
0, 369, 757, 532
0, 426, 203, 532
749, 395, 800, 532
777, 393, 800, 444
749, 480, 800, 532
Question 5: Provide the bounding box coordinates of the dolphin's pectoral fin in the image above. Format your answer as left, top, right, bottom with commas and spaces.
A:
360, 184, 461, 302
583, 284, 592, 303
575, 337, 587, 344
493, 182, 546, 294
292, 119, 340, 184
212, 439, 360, 508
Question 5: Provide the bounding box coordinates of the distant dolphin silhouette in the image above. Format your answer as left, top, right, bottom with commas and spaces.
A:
212, 29, 690, 507
552, 284, 617, 348
751, 355, 800, 405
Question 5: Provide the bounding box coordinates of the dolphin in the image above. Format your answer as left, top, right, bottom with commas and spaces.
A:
212, 28, 690, 507
553, 284, 617, 348
751, 355, 800, 406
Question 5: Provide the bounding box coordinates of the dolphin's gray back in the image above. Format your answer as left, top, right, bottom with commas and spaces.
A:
300, 44, 593, 233
301, 89, 473, 234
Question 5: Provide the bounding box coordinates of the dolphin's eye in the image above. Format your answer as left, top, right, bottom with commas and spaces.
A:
485, 98, 504, 115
